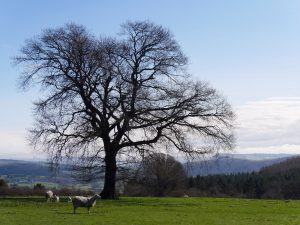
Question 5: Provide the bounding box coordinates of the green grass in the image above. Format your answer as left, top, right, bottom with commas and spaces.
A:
1, 197, 300, 225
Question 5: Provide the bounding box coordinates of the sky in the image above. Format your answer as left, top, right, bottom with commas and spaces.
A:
1, 0, 300, 159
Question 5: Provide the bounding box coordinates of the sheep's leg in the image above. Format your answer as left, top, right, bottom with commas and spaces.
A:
87, 208, 90, 214
73, 207, 77, 214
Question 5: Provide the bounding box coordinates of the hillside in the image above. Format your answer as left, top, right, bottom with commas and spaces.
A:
0, 154, 296, 193
0, 154, 294, 179
0, 159, 51, 176
260, 156, 300, 174
0, 159, 103, 191
186, 154, 292, 176
0, 159, 76, 188
187, 156, 300, 199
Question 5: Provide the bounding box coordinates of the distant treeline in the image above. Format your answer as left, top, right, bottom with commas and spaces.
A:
185, 157, 300, 199
2, 156, 300, 199
124, 156, 300, 199
0, 180, 94, 197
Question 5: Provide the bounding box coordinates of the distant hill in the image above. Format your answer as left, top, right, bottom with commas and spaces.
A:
0, 159, 51, 176
0, 154, 296, 190
220, 153, 295, 161
260, 156, 300, 174
186, 153, 293, 176
0, 159, 75, 187
186, 155, 300, 199
0, 159, 102, 191
0, 154, 295, 178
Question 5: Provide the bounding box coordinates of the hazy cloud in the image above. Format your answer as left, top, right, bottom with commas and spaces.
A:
0, 130, 45, 160
236, 97, 300, 154
1, 97, 300, 158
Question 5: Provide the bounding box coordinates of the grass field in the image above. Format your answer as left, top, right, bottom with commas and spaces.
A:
1, 197, 300, 225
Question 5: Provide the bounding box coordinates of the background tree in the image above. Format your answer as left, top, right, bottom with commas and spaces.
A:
33, 183, 45, 191
125, 153, 187, 197
15, 21, 235, 199
33, 183, 46, 196
0, 179, 8, 188
0, 179, 9, 196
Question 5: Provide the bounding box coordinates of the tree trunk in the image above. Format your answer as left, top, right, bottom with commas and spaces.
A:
100, 152, 117, 199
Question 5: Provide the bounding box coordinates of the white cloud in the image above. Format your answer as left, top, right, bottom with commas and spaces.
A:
1, 97, 300, 159
235, 144, 300, 154
0, 130, 45, 160
236, 97, 300, 154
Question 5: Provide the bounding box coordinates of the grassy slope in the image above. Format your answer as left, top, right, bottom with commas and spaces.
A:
0, 197, 300, 225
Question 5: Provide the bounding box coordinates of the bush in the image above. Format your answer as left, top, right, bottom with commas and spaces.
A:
0, 179, 8, 188
33, 183, 45, 191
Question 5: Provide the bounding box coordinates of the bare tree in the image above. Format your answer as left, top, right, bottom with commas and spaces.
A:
125, 153, 187, 197
15, 21, 235, 199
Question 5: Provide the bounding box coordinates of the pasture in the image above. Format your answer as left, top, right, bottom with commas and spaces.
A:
0, 197, 300, 225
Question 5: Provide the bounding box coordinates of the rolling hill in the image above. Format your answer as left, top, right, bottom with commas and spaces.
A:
185, 153, 293, 176
0, 153, 293, 178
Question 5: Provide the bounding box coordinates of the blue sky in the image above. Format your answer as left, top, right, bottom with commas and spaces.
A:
1, 0, 300, 159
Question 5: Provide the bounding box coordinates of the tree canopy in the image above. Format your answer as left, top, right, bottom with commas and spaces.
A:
15, 21, 235, 199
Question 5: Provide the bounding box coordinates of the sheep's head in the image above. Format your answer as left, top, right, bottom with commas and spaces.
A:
95, 194, 101, 199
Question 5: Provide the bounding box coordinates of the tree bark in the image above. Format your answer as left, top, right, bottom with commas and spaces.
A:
100, 151, 117, 199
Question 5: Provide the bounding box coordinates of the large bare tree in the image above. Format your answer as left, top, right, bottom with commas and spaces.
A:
15, 21, 235, 199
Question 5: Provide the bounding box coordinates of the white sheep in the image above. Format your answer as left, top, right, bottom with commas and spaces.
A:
53, 195, 60, 202
71, 194, 101, 214
45, 190, 54, 202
